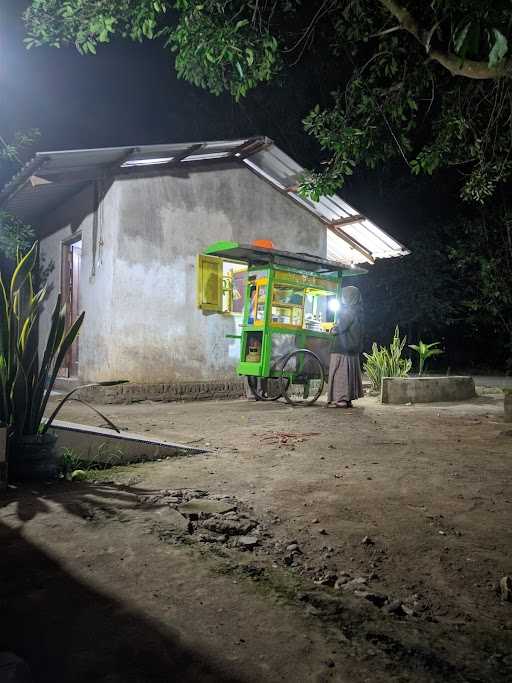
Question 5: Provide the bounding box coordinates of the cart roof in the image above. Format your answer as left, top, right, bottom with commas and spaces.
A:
203, 241, 367, 276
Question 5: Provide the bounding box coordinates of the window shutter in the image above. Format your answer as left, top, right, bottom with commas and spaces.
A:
196, 254, 223, 312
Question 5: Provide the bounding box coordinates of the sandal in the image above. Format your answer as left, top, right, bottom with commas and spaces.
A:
335, 401, 350, 409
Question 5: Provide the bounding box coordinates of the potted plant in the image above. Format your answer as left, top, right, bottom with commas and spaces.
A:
0, 242, 123, 481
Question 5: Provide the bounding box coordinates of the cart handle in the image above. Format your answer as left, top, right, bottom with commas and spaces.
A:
225, 334, 242, 339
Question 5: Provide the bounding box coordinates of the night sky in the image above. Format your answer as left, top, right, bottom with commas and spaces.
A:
1, 1, 332, 160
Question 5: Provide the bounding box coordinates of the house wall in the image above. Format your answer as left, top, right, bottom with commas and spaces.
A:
40, 163, 326, 383
108, 164, 326, 383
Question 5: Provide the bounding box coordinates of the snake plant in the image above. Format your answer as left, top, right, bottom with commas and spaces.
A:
0, 242, 121, 441
363, 326, 412, 393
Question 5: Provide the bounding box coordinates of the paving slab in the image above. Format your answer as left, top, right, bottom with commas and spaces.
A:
50, 419, 206, 464
177, 499, 237, 517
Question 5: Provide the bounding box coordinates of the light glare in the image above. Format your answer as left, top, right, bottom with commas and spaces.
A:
121, 157, 174, 167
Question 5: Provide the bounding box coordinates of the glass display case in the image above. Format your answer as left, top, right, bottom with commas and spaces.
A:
271, 285, 304, 327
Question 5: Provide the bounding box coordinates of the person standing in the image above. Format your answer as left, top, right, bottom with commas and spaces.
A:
327, 286, 364, 408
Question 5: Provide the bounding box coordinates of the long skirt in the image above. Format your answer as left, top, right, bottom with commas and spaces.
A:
327, 353, 364, 404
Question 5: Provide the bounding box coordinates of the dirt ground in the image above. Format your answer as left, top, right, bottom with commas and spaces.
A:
1, 389, 512, 682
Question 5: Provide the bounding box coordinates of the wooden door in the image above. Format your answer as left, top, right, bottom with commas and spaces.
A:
59, 239, 82, 378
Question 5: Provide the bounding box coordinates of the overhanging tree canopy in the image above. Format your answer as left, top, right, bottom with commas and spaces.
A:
23, 0, 512, 203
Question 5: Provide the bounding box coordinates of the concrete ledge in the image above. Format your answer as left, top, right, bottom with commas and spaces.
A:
51, 420, 206, 464
381, 376, 476, 405
73, 379, 246, 405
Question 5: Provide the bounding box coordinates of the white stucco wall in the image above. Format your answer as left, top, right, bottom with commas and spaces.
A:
40, 163, 327, 383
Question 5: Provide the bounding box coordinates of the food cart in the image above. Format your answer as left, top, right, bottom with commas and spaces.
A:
198, 241, 366, 405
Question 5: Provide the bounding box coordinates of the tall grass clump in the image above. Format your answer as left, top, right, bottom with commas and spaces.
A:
363, 326, 412, 393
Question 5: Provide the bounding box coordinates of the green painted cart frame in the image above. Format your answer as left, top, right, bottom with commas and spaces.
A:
202, 241, 366, 405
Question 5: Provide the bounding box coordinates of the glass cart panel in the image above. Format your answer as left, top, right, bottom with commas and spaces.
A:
271, 285, 304, 327
304, 289, 337, 332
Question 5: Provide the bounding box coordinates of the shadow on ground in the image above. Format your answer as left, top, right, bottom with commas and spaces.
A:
0, 483, 246, 683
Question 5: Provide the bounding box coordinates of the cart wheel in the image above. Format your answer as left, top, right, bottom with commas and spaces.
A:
279, 349, 325, 406
246, 375, 283, 401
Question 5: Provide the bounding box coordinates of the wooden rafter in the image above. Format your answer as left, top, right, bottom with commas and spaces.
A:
331, 214, 365, 227
328, 225, 374, 264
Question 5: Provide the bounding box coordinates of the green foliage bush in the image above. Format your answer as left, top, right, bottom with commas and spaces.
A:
363, 326, 412, 393
0, 212, 36, 261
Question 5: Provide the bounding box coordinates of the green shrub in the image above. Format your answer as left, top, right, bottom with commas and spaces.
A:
59, 447, 83, 478
70, 469, 88, 482
363, 326, 412, 393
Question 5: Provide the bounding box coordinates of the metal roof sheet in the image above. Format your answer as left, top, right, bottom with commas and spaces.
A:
203, 241, 367, 275
0, 136, 408, 264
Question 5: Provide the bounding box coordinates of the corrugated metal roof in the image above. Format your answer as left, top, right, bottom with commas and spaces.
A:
0, 136, 408, 264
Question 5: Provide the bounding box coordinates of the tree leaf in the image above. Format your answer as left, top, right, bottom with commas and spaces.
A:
454, 22, 471, 56
43, 380, 126, 432
10, 242, 38, 299
489, 28, 508, 67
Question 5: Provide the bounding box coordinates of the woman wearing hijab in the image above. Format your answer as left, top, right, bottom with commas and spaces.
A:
327, 285, 364, 408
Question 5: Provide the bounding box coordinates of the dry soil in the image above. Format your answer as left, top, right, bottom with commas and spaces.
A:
1, 390, 512, 682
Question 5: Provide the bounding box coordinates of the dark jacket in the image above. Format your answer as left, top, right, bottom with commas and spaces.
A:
331, 305, 364, 355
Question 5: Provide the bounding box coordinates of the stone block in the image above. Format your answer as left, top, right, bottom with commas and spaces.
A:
75, 379, 246, 405
178, 499, 237, 517
381, 376, 476, 405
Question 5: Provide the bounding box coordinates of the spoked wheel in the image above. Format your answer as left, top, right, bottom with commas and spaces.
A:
247, 375, 283, 401
279, 349, 325, 406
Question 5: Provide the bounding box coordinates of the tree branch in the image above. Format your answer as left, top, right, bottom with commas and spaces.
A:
369, 24, 402, 39
378, 0, 511, 80
378, 0, 420, 39
429, 49, 509, 80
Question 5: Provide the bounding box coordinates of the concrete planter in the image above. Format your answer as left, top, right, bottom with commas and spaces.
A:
8, 432, 59, 482
381, 376, 476, 405
504, 391, 512, 423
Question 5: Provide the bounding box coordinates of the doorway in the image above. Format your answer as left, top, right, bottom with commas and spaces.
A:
60, 238, 82, 378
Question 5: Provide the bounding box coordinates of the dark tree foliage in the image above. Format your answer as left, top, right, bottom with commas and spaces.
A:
0, 130, 39, 260
359, 223, 512, 371
355, 173, 512, 371
23, 1, 512, 203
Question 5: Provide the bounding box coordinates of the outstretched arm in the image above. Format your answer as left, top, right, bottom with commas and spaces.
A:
332, 309, 355, 334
